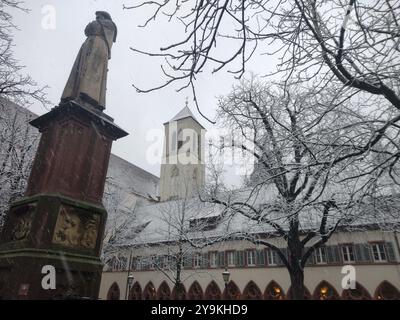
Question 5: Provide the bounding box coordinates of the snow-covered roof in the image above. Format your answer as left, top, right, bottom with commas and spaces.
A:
107, 154, 159, 200
165, 105, 204, 129
112, 184, 400, 248
170, 106, 198, 122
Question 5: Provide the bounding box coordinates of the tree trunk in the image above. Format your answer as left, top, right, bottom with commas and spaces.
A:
289, 264, 305, 300
287, 225, 306, 300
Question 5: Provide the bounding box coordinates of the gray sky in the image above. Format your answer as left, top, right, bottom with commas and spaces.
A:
11, 0, 269, 186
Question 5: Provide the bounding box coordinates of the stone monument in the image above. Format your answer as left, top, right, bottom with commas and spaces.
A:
0, 11, 127, 299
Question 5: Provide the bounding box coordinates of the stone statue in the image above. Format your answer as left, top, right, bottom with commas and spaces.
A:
61, 11, 117, 111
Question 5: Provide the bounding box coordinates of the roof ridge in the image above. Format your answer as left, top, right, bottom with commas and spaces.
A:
169, 105, 200, 124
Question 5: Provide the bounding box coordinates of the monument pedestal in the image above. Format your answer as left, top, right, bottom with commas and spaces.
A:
0, 101, 127, 299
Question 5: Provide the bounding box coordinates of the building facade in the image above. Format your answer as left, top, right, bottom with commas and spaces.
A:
99, 227, 400, 300
99, 105, 400, 300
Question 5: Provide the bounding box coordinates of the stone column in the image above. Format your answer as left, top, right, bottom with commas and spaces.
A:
0, 101, 127, 299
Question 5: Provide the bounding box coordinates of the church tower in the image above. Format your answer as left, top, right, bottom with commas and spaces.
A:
159, 102, 206, 201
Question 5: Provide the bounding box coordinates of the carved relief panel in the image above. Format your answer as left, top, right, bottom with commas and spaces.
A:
52, 205, 100, 250
8, 203, 37, 241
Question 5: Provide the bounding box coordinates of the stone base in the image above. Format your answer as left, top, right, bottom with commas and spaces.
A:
0, 193, 107, 299
0, 250, 102, 299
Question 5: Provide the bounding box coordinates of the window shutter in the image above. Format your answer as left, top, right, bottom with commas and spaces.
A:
236, 251, 245, 267
385, 242, 397, 262
218, 251, 226, 268
265, 249, 270, 265
355, 244, 372, 262
201, 253, 208, 268
232, 251, 237, 266
257, 250, 266, 266
327, 246, 341, 264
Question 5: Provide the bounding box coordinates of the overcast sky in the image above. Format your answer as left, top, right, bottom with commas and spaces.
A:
10, 0, 272, 186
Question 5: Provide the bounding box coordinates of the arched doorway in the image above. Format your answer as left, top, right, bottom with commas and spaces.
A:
264, 281, 285, 300
342, 282, 371, 300
287, 286, 311, 300
107, 282, 120, 300
242, 281, 262, 300
129, 282, 142, 300
205, 281, 222, 300
374, 281, 400, 300
143, 282, 157, 300
223, 281, 241, 300
313, 281, 340, 300
172, 283, 187, 300
188, 281, 203, 300
157, 281, 171, 300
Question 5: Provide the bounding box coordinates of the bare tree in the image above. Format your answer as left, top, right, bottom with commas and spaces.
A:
123, 1, 400, 299
102, 178, 139, 265
125, 1, 400, 162
193, 77, 400, 299
0, 100, 38, 226
125, 180, 213, 299
0, 1, 48, 107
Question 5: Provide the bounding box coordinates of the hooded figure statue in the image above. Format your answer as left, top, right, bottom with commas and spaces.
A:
61, 11, 117, 111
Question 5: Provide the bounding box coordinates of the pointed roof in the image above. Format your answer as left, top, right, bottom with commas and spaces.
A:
165, 104, 205, 129
170, 106, 198, 122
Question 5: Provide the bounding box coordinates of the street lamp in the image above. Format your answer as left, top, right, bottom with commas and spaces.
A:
125, 272, 134, 300
222, 268, 230, 299
128, 272, 134, 286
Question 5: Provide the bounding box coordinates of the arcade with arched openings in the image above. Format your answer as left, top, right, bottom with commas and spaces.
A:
264, 281, 285, 300
143, 282, 157, 300
242, 281, 262, 300
107, 282, 120, 300
223, 281, 241, 300
157, 281, 172, 300
204, 281, 222, 300
106, 279, 400, 300
172, 283, 187, 300
342, 282, 372, 300
313, 281, 340, 300
188, 281, 204, 300
129, 282, 142, 300
374, 281, 400, 300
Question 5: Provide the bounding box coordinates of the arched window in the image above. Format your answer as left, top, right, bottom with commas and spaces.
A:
172, 283, 187, 300
342, 282, 371, 300
264, 281, 285, 300
223, 281, 241, 300
107, 282, 120, 300
242, 281, 262, 300
129, 282, 142, 300
313, 281, 340, 300
177, 129, 184, 150
143, 282, 157, 300
157, 281, 171, 300
375, 281, 400, 300
205, 281, 222, 300
187, 281, 203, 300
287, 286, 311, 300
